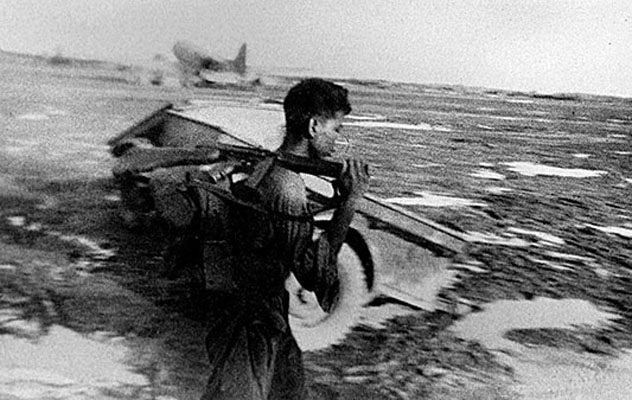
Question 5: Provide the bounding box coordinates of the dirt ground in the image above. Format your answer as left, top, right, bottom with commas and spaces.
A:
1, 52, 631, 399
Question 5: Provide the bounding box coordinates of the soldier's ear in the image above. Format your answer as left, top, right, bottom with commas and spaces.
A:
306, 117, 317, 138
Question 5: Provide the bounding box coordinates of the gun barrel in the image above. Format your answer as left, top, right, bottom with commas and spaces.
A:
215, 143, 345, 179
277, 153, 344, 178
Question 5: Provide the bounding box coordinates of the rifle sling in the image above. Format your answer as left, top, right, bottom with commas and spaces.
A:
192, 179, 313, 223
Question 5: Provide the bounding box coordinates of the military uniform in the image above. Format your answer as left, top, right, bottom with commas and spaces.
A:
153, 165, 339, 399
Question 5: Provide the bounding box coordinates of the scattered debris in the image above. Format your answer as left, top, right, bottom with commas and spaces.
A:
527, 257, 574, 272
470, 169, 505, 180
15, 113, 50, 121
507, 227, 565, 246
346, 113, 386, 121
502, 162, 608, 178
581, 224, 632, 239
0, 326, 149, 398
484, 186, 513, 194
464, 232, 530, 247
452, 262, 488, 274
346, 121, 436, 131
6, 216, 26, 227
386, 192, 486, 208
450, 297, 620, 351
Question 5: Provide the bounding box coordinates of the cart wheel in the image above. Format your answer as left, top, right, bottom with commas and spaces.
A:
287, 229, 374, 351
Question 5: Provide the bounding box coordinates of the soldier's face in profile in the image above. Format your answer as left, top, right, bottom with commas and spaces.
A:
308, 112, 345, 158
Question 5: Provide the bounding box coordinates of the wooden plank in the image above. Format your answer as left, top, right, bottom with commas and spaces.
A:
106, 102, 172, 147
359, 194, 467, 255
166, 110, 256, 147
378, 284, 433, 310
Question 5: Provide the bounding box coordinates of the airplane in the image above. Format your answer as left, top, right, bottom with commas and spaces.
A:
172, 41, 257, 87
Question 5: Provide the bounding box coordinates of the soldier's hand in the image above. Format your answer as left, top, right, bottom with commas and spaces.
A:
337, 159, 370, 200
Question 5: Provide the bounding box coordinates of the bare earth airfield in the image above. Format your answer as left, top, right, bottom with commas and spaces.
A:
0, 51, 631, 399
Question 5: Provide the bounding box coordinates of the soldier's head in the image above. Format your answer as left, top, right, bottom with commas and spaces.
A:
283, 78, 351, 158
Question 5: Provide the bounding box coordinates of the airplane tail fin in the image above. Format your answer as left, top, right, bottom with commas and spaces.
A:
232, 43, 247, 75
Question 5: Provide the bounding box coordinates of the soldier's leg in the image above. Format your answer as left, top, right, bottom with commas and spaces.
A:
268, 332, 305, 400
202, 296, 282, 400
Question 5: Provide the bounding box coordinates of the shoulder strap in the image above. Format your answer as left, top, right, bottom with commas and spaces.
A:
192, 178, 313, 222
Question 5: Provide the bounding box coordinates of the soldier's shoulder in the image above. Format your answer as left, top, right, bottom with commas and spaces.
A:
260, 167, 308, 215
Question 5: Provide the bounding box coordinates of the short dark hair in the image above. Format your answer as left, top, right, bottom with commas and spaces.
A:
283, 78, 352, 137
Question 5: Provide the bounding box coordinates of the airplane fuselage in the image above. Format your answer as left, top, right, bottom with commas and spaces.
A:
173, 41, 246, 76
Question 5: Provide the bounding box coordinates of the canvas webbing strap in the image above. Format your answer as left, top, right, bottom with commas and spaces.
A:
191, 179, 314, 222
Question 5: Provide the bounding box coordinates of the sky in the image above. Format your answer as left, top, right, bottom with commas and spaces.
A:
1, 0, 631, 97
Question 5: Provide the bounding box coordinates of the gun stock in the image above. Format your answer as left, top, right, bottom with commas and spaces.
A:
112, 147, 222, 176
